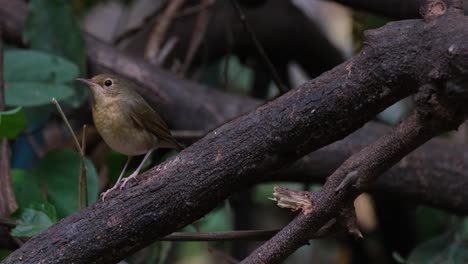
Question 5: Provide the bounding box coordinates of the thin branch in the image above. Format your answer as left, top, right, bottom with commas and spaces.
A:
0, 217, 278, 242
180, 0, 211, 76
156, 36, 178, 65
80, 124, 88, 208
158, 229, 279, 241
144, 0, 187, 64
243, 92, 468, 263
229, 0, 288, 94
51, 99, 88, 209
2, 2, 468, 262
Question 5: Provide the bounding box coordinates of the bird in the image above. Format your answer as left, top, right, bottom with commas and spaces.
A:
77, 74, 182, 201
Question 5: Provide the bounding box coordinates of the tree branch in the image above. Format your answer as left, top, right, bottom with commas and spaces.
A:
244, 107, 468, 263
1, 4, 467, 263
1, 1, 468, 263
1, 0, 466, 216
242, 5, 468, 263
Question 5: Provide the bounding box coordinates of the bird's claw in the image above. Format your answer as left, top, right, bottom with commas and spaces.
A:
100, 186, 119, 201
120, 173, 139, 190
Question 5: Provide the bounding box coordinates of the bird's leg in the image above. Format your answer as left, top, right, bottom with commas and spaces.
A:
100, 156, 132, 201
120, 148, 155, 189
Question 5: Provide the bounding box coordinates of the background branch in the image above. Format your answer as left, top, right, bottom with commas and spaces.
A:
2, 6, 468, 262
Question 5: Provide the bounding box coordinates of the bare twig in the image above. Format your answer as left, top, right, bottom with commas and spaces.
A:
244, 103, 468, 263
145, 0, 187, 64
180, 0, 211, 76
0, 216, 278, 242
229, 0, 288, 94
156, 36, 178, 65
79, 125, 88, 208
158, 229, 278, 241
2, 1, 468, 262
51, 98, 88, 209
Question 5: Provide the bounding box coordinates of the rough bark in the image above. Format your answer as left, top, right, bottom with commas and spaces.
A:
0, 0, 466, 217
2, 3, 468, 263
242, 4, 468, 263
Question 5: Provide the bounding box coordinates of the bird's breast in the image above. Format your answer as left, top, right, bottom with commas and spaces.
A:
92, 101, 157, 156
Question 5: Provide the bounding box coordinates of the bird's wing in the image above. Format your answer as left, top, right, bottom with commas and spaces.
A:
124, 93, 182, 150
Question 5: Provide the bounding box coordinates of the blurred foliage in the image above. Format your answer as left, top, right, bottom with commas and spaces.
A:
1, 0, 94, 241
0, 107, 26, 139
33, 149, 98, 218
24, 0, 88, 106
4, 49, 78, 107
394, 219, 468, 264
0, 250, 11, 261
11, 169, 46, 208
1, 0, 468, 263
11, 203, 57, 237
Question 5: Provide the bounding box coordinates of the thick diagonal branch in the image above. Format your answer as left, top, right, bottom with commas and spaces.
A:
244, 101, 468, 264
2, 7, 468, 263
1, 0, 467, 216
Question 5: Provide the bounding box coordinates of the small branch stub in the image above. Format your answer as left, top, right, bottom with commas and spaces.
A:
270, 186, 313, 214
421, 0, 447, 21
339, 206, 363, 240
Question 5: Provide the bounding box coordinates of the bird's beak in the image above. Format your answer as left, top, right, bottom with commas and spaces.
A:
76, 78, 102, 91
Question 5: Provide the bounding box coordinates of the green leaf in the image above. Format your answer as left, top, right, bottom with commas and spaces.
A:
32, 149, 98, 218
10, 203, 57, 237
4, 49, 79, 83
5, 82, 75, 107
24, 0, 88, 106
11, 169, 45, 208
4, 49, 79, 107
0, 107, 26, 139
0, 249, 11, 261
408, 225, 468, 264
24, 0, 86, 74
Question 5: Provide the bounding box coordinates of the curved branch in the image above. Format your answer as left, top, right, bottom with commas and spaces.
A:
242, 6, 468, 263
244, 101, 468, 263
2, 5, 468, 263
1, 2, 468, 263
0, 0, 466, 216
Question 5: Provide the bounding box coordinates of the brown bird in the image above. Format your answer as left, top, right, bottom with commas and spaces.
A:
77, 74, 182, 200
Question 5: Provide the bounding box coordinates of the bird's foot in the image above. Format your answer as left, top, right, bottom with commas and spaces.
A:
120, 172, 139, 190
100, 185, 119, 201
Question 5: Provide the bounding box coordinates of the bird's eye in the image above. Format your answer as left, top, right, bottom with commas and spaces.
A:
104, 79, 113, 87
